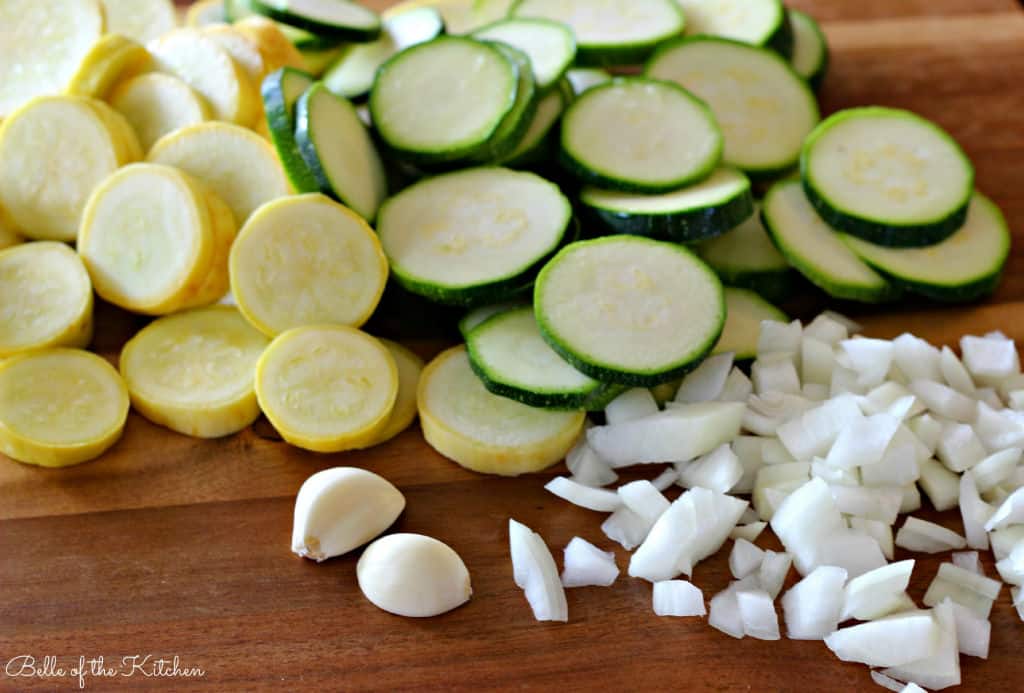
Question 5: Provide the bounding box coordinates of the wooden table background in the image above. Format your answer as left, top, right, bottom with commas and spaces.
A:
3, 1, 1024, 690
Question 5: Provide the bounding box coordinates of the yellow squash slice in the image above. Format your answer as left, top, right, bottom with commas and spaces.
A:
229, 194, 388, 336
0, 242, 93, 358
418, 346, 585, 476
65, 34, 153, 99
255, 325, 399, 453
120, 306, 269, 438
77, 163, 220, 315
148, 28, 260, 126
0, 205, 24, 251
0, 0, 105, 118
0, 95, 137, 241
186, 0, 226, 27
147, 121, 291, 224
361, 339, 424, 447
109, 73, 211, 152
183, 187, 239, 309
0, 348, 129, 467
85, 98, 144, 163
233, 17, 306, 74
203, 25, 267, 90
100, 0, 178, 45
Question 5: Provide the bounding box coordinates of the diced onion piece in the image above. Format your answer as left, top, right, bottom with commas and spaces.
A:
758, 550, 793, 599
736, 588, 780, 640
893, 333, 942, 383
605, 388, 658, 425
949, 600, 990, 659
959, 474, 994, 550
870, 670, 909, 693
973, 402, 1024, 451
803, 383, 830, 401
561, 537, 619, 588
850, 517, 895, 560
812, 459, 859, 486
771, 478, 845, 575
813, 529, 888, 579
649, 467, 679, 492
830, 485, 902, 525
677, 488, 749, 577
861, 430, 922, 487
842, 560, 915, 621
896, 517, 967, 553
908, 414, 943, 455
936, 422, 986, 472
801, 337, 837, 385
719, 367, 753, 403
618, 479, 670, 525
729, 538, 765, 579
782, 565, 847, 640
566, 437, 619, 487
839, 338, 894, 389
752, 354, 801, 395
544, 477, 622, 512
918, 459, 961, 512
758, 319, 802, 357
731, 521, 767, 543
908, 380, 976, 423
601, 507, 651, 551
678, 444, 743, 493
824, 612, 940, 668
970, 448, 1021, 493
995, 542, 1024, 586
961, 334, 1019, 379
901, 484, 923, 514
754, 462, 811, 521
990, 526, 1024, 561
804, 312, 852, 345
629, 494, 697, 582
777, 394, 862, 461
508, 519, 568, 622
952, 551, 982, 575
826, 412, 900, 469
709, 584, 745, 639
882, 600, 961, 691
984, 487, 1024, 531
653, 580, 706, 617
923, 562, 1001, 619
675, 353, 734, 403
938, 346, 975, 396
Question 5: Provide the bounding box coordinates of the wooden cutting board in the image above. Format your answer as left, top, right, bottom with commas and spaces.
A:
3, 1, 1024, 690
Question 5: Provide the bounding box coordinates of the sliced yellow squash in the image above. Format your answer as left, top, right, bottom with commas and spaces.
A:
418, 346, 585, 476
147, 121, 291, 224
361, 339, 424, 447
182, 186, 239, 309
0, 95, 136, 241
229, 194, 388, 336
85, 98, 144, 163
148, 28, 260, 126
108, 73, 211, 152
0, 0, 105, 118
203, 25, 267, 89
65, 34, 153, 99
100, 0, 177, 45
78, 163, 218, 314
0, 348, 129, 467
255, 325, 399, 453
0, 205, 24, 251
0, 242, 93, 358
120, 306, 269, 438
186, 0, 226, 27
233, 16, 306, 73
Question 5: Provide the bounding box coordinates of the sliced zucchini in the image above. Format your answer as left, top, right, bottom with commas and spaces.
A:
0, 349, 129, 468
65, 34, 153, 99
298, 45, 345, 75
560, 77, 723, 193
295, 83, 387, 221
370, 37, 518, 164
458, 302, 522, 338
472, 42, 537, 163
230, 194, 388, 336
0, 0, 104, 118
120, 306, 270, 439
324, 7, 444, 100
698, 204, 795, 302
255, 325, 398, 452
790, 9, 828, 90
566, 68, 612, 94
385, 0, 513, 35
362, 339, 425, 446
715, 287, 788, 360
147, 121, 291, 225
646, 37, 819, 177
801, 107, 975, 246
101, 0, 178, 44
377, 167, 571, 305
535, 236, 725, 386
841, 193, 1009, 302
0, 242, 93, 358
229, 0, 343, 52
511, 0, 684, 67
261, 67, 319, 193
676, 0, 791, 57
250, 0, 382, 41
761, 179, 897, 303
418, 345, 585, 476
473, 18, 576, 93
0, 96, 135, 241
502, 87, 566, 167
580, 166, 754, 242
110, 73, 211, 152
467, 306, 605, 409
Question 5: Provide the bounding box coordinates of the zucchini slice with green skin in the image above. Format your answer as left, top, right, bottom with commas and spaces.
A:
323, 7, 444, 100
567, 68, 612, 95
715, 287, 788, 360
699, 204, 796, 303
472, 42, 537, 164
295, 83, 387, 222
580, 166, 754, 242
761, 179, 898, 303
227, 0, 340, 50
801, 107, 975, 247
646, 37, 819, 178
458, 302, 522, 339
370, 37, 518, 165
501, 87, 566, 167
560, 77, 723, 194
467, 306, 606, 409
261, 67, 319, 193
840, 193, 1009, 302
676, 0, 792, 57
535, 236, 725, 386
378, 167, 572, 306
473, 18, 576, 93
250, 0, 382, 41
790, 9, 828, 90
511, 0, 684, 67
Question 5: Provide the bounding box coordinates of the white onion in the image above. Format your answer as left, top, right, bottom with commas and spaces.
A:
923, 562, 1001, 619
618, 479, 670, 525
729, 538, 765, 579
939, 346, 976, 395
771, 478, 845, 575
752, 354, 801, 395
812, 458, 860, 487
959, 474, 994, 550
628, 494, 697, 582
936, 422, 986, 472
601, 506, 651, 551
901, 484, 923, 514
719, 367, 753, 403
824, 612, 940, 667
730, 521, 767, 543
892, 333, 942, 383
832, 365, 867, 396
813, 529, 888, 579
973, 402, 1024, 450
990, 526, 1024, 560
839, 338, 893, 389
869, 670, 909, 693
803, 382, 830, 401
676, 487, 749, 576
983, 487, 1024, 531
653, 580, 706, 617
568, 442, 619, 488
508, 519, 568, 622
961, 335, 1019, 379
804, 312, 853, 345
830, 485, 902, 525
801, 336, 837, 386
708, 583, 745, 639
736, 588, 780, 640
850, 517, 895, 560
842, 560, 915, 621
649, 467, 679, 491
918, 459, 962, 512
977, 387, 1005, 410
909, 413, 943, 455
862, 382, 926, 420
995, 542, 1024, 586
678, 444, 743, 494
950, 600, 990, 659
544, 477, 621, 512
881, 600, 961, 690
758, 319, 802, 356
861, 437, 921, 490
675, 352, 734, 403
951, 551, 982, 575
782, 565, 847, 640
908, 380, 976, 423
758, 550, 793, 599
826, 412, 901, 469
561, 537, 619, 588
970, 448, 1021, 493
605, 388, 658, 425
754, 462, 811, 521
896, 517, 967, 553
777, 394, 862, 461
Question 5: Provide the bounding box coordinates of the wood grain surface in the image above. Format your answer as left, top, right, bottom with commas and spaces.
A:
3, 1, 1024, 691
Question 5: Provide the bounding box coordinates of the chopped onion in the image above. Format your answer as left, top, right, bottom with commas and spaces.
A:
990, 525, 1024, 560
842, 560, 915, 621
983, 487, 1024, 531
777, 394, 863, 461
708, 584, 745, 639
617, 479, 670, 526
901, 484, 923, 514
951, 551, 982, 575
736, 588, 780, 640
814, 529, 888, 579
601, 507, 650, 551
869, 670, 908, 692
895, 517, 967, 553
970, 448, 1021, 493
959, 474, 994, 550
678, 488, 750, 576
729, 538, 765, 579
649, 466, 679, 492
802, 336, 837, 386
812, 458, 860, 487
605, 388, 659, 425
936, 422, 986, 472
825, 412, 901, 469
862, 382, 926, 420
752, 354, 801, 395
949, 600, 990, 659
567, 442, 619, 488
861, 432, 921, 487
731, 521, 767, 543
850, 517, 895, 560
803, 382, 830, 401
561, 537, 619, 588
782, 565, 847, 640
973, 402, 1024, 451
923, 562, 1001, 619
830, 485, 902, 525
892, 333, 942, 383
908, 414, 943, 455
758, 319, 802, 357
839, 338, 894, 389
918, 459, 961, 512
804, 312, 852, 345
719, 367, 753, 403
995, 542, 1024, 586
545, 477, 622, 512
628, 494, 697, 582
675, 353, 733, 403
824, 612, 940, 668
754, 462, 811, 521
976, 387, 1004, 410
939, 346, 975, 396
732, 436, 765, 494
832, 365, 867, 396
653, 580, 706, 617
908, 380, 976, 423
678, 444, 743, 494
881, 600, 961, 690
758, 550, 793, 598
961, 335, 1019, 379
508, 519, 568, 622
771, 478, 845, 575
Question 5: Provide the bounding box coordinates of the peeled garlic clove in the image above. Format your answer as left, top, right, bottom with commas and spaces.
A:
357, 533, 472, 617
291, 467, 405, 562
